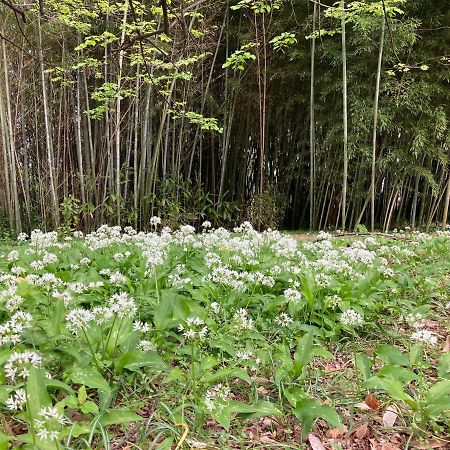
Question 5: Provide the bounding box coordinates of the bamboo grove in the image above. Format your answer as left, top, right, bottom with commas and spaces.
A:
0, 0, 449, 234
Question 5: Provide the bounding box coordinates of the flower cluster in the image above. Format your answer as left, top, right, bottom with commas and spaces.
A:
5, 351, 43, 382
178, 317, 208, 340
204, 383, 231, 411
340, 309, 364, 327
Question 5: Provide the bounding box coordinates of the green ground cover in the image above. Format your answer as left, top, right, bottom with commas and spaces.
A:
1, 224, 450, 449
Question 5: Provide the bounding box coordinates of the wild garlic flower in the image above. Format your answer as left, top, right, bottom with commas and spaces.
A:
108, 292, 137, 318
204, 383, 231, 412
65, 308, 94, 334
137, 340, 157, 351
10, 266, 26, 276
274, 312, 293, 328
79, 257, 91, 266
411, 329, 437, 346
236, 350, 253, 360
178, 317, 208, 340
403, 312, 423, 329
233, 308, 254, 331
30, 260, 44, 271
52, 290, 73, 307
150, 216, 162, 227
92, 306, 113, 325
202, 221, 212, 229
34, 406, 67, 442
133, 321, 150, 333
325, 295, 342, 309
7, 250, 19, 262
284, 288, 302, 304
340, 309, 364, 326
5, 351, 43, 382
67, 282, 86, 294
113, 252, 125, 261
88, 281, 104, 289
0, 311, 33, 345
109, 271, 127, 284
5, 388, 27, 410
210, 302, 220, 314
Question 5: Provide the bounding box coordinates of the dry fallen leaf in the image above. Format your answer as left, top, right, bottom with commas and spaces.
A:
326, 428, 342, 439
354, 402, 372, 411
257, 386, 269, 395
382, 405, 398, 427
369, 439, 401, 450
354, 421, 369, 440
380, 444, 401, 450
443, 335, 450, 353
412, 439, 449, 449
259, 435, 277, 444
308, 433, 327, 450
186, 439, 209, 449
365, 394, 379, 411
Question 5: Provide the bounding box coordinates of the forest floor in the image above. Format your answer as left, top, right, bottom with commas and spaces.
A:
1, 227, 450, 449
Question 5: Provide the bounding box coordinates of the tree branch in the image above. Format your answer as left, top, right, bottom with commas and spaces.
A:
0, 0, 28, 22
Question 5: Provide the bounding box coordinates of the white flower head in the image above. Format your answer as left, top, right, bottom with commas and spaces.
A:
150, 216, 162, 227
178, 317, 208, 340
108, 292, 137, 318
340, 309, 364, 327
274, 312, 293, 328
66, 308, 94, 334
5, 351, 43, 382
411, 329, 437, 346
284, 288, 302, 304
5, 388, 27, 410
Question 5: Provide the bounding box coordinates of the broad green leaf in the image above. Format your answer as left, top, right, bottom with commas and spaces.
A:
235, 401, 282, 419
80, 400, 99, 415
409, 343, 423, 366
375, 345, 409, 367
45, 379, 75, 395
284, 387, 305, 407
0, 386, 9, 403
364, 377, 416, 409
293, 332, 314, 378
203, 367, 251, 385
26, 367, 52, 418
355, 353, 372, 382
0, 432, 12, 450
99, 409, 143, 426
438, 353, 450, 379
293, 398, 341, 438
426, 380, 450, 404
115, 350, 168, 372
69, 366, 111, 394
377, 365, 418, 384
424, 395, 450, 419
210, 402, 234, 430
78, 385, 87, 404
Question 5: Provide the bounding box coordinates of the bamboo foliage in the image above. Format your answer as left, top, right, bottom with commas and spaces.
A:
0, 0, 448, 233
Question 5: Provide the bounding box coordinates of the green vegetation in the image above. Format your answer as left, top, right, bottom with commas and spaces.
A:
0, 225, 450, 448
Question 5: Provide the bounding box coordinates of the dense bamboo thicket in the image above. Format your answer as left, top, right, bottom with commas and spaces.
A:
0, 0, 449, 233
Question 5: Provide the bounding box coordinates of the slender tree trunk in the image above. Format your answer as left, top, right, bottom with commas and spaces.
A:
371, 18, 385, 232
442, 167, 450, 231
341, 0, 348, 231
309, 1, 317, 230
114, 1, 129, 225
38, 17, 59, 227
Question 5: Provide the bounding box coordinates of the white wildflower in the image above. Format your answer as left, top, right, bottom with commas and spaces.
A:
411, 329, 437, 346
340, 309, 364, 326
